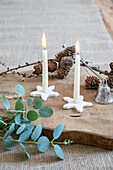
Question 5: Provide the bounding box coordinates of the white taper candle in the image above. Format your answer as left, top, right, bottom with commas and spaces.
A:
30, 32, 59, 101
42, 33, 48, 92
73, 41, 80, 103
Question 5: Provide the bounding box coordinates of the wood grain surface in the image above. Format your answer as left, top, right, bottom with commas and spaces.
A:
0, 69, 113, 149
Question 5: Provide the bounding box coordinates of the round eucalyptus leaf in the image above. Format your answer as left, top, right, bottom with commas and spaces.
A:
54, 144, 64, 160
31, 124, 42, 141
7, 122, 15, 131
33, 97, 42, 109
4, 123, 15, 139
27, 110, 38, 121
39, 107, 53, 117
15, 101, 24, 111
33, 100, 42, 109
20, 143, 30, 159
37, 136, 49, 152
15, 112, 23, 124
16, 124, 25, 134
14, 84, 25, 96
4, 135, 15, 150
34, 97, 42, 102
27, 98, 33, 107
2, 95, 10, 109
53, 124, 64, 139
19, 129, 32, 142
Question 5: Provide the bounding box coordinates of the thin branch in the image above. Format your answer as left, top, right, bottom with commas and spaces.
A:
90, 66, 111, 76
0, 59, 56, 76
80, 62, 112, 76
0, 61, 41, 75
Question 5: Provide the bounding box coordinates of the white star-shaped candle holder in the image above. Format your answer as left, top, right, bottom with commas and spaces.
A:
63, 96, 93, 113
30, 85, 59, 101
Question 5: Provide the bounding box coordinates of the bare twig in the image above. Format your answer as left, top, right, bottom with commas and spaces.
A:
80, 62, 112, 77
0, 61, 42, 76
0, 59, 56, 76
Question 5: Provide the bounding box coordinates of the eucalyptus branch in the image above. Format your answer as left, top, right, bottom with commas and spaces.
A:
0, 84, 71, 160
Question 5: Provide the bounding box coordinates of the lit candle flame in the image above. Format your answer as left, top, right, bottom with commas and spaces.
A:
42, 32, 47, 49
76, 41, 80, 54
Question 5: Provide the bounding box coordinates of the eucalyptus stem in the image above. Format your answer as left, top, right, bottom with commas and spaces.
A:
1, 109, 9, 119
2, 96, 20, 121
2, 125, 10, 131
0, 136, 66, 145
53, 142, 65, 145
4, 111, 17, 122
51, 138, 55, 146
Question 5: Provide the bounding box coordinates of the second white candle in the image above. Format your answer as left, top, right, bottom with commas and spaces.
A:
73, 41, 80, 103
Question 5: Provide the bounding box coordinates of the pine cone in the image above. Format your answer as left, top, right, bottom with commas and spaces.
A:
55, 46, 75, 62
33, 61, 57, 75
107, 76, 113, 88
56, 67, 69, 79
109, 62, 113, 70
48, 61, 57, 72
60, 57, 73, 70
85, 76, 100, 88
64, 46, 75, 56
33, 63, 42, 75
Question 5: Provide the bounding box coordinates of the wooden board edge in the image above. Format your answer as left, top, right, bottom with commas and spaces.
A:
42, 129, 113, 150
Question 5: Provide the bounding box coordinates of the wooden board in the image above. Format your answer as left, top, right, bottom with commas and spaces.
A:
0, 69, 113, 149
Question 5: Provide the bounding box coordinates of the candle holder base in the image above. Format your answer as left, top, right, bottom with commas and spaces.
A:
63, 96, 93, 113
30, 85, 59, 101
